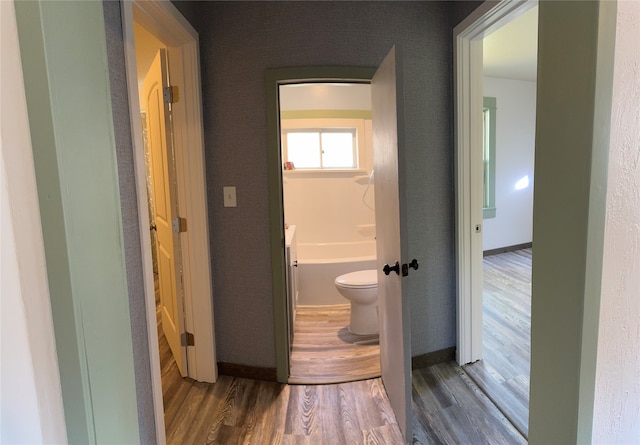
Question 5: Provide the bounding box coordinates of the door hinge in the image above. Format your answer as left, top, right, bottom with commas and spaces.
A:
181, 332, 195, 347
163, 85, 179, 104
172, 217, 187, 233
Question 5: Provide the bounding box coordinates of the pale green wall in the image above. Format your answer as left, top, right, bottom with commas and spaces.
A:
15, 1, 140, 443
528, 1, 616, 443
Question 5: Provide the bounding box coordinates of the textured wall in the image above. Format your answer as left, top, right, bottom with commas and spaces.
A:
184, 1, 459, 367
102, 2, 156, 443
593, 0, 640, 441
451, 0, 483, 27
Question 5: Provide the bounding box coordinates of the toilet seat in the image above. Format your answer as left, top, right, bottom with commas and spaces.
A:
335, 269, 377, 289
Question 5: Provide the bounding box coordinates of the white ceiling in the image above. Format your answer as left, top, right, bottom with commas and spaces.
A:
279, 84, 371, 111
483, 6, 538, 82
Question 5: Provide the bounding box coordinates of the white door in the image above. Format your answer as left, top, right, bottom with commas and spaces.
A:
372, 46, 413, 443
144, 49, 188, 376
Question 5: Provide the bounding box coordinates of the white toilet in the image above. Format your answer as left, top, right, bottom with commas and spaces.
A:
334, 269, 379, 335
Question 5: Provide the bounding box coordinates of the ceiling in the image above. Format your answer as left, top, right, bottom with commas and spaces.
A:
483, 6, 538, 82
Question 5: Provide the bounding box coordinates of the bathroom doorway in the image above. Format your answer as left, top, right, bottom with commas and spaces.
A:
278, 82, 380, 383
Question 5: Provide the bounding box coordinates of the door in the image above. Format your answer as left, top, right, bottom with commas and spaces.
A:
144, 49, 188, 376
372, 46, 413, 442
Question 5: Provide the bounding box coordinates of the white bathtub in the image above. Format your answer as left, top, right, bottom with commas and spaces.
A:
297, 240, 377, 305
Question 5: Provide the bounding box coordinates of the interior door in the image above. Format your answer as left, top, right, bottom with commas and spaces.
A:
144, 49, 187, 376
372, 46, 413, 442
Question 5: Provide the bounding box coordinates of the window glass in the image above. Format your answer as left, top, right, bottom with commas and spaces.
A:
284, 128, 357, 170
321, 131, 355, 168
483, 97, 497, 219
287, 132, 321, 169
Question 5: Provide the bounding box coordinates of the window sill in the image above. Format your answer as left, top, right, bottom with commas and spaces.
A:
282, 169, 369, 179
483, 207, 496, 219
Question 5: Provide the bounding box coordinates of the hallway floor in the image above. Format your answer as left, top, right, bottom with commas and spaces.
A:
157, 250, 529, 444
160, 339, 524, 445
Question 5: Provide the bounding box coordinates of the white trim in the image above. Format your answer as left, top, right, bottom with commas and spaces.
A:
453, 0, 537, 365
122, 1, 216, 443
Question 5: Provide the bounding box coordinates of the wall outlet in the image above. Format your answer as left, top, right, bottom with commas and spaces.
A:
223, 186, 237, 207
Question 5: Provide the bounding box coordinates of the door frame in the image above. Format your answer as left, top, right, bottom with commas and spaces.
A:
122, 0, 216, 441
266, 67, 376, 382
453, 0, 537, 365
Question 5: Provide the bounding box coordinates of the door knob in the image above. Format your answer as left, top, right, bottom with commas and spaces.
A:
402, 259, 419, 277
383, 262, 400, 276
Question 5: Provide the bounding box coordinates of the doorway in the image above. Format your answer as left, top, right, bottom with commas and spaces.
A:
134, 24, 190, 378
121, 1, 216, 442
454, 0, 538, 439
267, 56, 413, 440
278, 82, 380, 384
266, 68, 377, 384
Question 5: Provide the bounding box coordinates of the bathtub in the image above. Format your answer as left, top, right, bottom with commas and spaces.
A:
297, 240, 377, 305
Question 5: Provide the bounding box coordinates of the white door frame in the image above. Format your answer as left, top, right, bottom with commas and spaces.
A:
122, 1, 216, 442
453, 0, 537, 365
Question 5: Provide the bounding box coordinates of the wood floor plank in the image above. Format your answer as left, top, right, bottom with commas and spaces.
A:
464, 248, 532, 437
175, 376, 232, 445
362, 424, 405, 444
412, 363, 526, 445
165, 380, 210, 443
289, 305, 380, 384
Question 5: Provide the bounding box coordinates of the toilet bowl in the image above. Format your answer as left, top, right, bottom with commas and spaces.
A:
334, 269, 379, 335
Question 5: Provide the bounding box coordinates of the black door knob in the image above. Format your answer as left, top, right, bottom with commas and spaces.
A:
402, 259, 419, 277
383, 262, 400, 276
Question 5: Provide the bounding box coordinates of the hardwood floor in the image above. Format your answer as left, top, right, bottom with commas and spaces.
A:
160, 325, 401, 444
463, 248, 532, 437
160, 332, 524, 443
158, 250, 531, 444
412, 363, 525, 445
289, 304, 381, 384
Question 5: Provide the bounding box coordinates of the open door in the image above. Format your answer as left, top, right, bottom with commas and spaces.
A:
144, 49, 188, 376
372, 46, 413, 442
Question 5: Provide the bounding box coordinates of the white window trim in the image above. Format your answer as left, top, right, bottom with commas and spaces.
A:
280, 118, 367, 172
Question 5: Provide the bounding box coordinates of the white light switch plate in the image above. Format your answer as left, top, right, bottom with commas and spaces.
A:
223, 186, 237, 207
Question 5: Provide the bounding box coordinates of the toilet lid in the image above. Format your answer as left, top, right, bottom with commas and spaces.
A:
335, 269, 378, 289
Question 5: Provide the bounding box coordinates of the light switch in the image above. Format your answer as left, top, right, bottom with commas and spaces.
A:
223, 186, 237, 207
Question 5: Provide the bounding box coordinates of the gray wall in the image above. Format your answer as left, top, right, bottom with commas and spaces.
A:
173, 1, 485, 367
102, 1, 155, 443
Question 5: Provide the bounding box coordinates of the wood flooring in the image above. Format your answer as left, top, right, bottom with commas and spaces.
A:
464, 248, 532, 437
160, 340, 525, 443
158, 250, 530, 444
160, 324, 402, 444
289, 304, 380, 384
412, 363, 525, 445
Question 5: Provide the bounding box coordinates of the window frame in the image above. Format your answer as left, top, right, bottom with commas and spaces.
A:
283, 127, 358, 170
280, 117, 368, 173
483, 97, 497, 219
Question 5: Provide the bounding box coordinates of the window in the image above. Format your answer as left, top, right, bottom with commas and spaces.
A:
483, 97, 497, 219
283, 128, 358, 170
